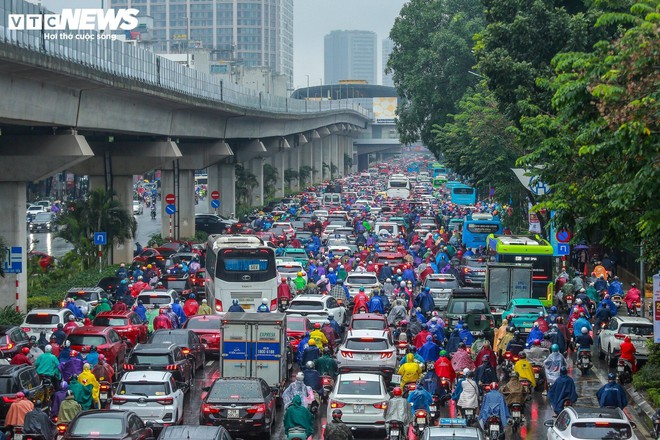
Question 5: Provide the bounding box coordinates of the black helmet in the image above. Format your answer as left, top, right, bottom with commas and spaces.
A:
458, 342, 466, 349
332, 409, 343, 421
514, 331, 520, 337
57, 323, 64, 329
607, 373, 616, 381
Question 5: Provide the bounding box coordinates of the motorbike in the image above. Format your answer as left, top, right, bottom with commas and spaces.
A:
438, 377, 452, 395
531, 363, 546, 391
286, 427, 308, 440
429, 394, 440, 422
611, 294, 623, 309
413, 409, 428, 437
565, 294, 574, 311
461, 406, 477, 426
99, 381, 112, 408
278, 297, 290, 312
403, 382, 417, 398
321, 375, 334, 402
396, 342, 408, 360
150, 209, 156, 220
510, 402, 524, 433
519, 379, 532, 396
651, 408, 660, 439
576, 348, 592, 375
484, 415, 503, 440
628, 301, 642, 317
617, 358, 633, 384
386, 420, 405, 440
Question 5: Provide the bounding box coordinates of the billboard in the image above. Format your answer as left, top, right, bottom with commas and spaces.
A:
373, 97, 397, 124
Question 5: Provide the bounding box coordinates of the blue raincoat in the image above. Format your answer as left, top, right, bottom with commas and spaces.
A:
479, 390, 510, 426
414, 292, 435, 315
446, 331, 462, 354
526, 327, 544, 348
407, 387, 433, 413
368, 296, 385, 314
171, 301, 187, 325
418, 339, 440, 363
134, 303, 147, 322
572, 317, 592, 338
459, 328, 475, 346
548, 374, 578, 413
596, 382, 628, 409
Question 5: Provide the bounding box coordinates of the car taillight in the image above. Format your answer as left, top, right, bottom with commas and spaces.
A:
270, 299, 278, 311
340, 351, 353, 359
202, 403, 220, 414
112, 397, 126, 405
330, 400, 345, 408
100, 384, 110, 392
0, 343, 14, 351
123, 364, 134, 370
157, 397, 174, 405
181, 348, 190, 355
166, 364, 178, 370
246, 404, 266, 414
373, 401, 387, 409
22, 327, 31, 333
215, 299, 223, 312
380, 352, 393, 359
56, 424, 67, 434
2, 395, 16, 403
614, 334, 626, 340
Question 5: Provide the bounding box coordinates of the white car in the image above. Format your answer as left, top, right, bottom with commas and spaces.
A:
132, 200, 143, 215
26, 204, 45, 217
327, 373, 388, 431
276, 260, 307, 283
597, 316, 652, 366
337, 329, 397, 375
285, 294, 347, 326
313, 210, 329, 221
136, 290, 180, 309
544, 406, 638, 440
345, 271, 380, 296
21, 308, 80, 340
423, 274, 460, 311
111, 371, 185, 427
272, 222, 295, 238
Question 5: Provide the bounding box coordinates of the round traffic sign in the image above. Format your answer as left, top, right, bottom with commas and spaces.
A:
165, 204, 176, 215
211, 199, 220, 209
165, 193, 175, 204
556, 229, 571, 243
211, 190, 220, 200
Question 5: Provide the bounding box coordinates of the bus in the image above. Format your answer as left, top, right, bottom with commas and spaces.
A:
462, 213, 503, 249
205, 235, 277, 313
386, 174, 411, 199
486, 235, 554, 306
431, 164, 447, 178
432, 175, 448, 188
194, 174, 208, 187
451, 185, 477, 205
407, 163, 420, 173
377, 163, 390, 175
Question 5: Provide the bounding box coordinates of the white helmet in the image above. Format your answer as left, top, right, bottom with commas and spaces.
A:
386, 278, 391, 282
581, 327, 588, 334
262, 298, 269, 305
296, 372, 305, 381
45, 345, 52, 353
576, 298, 583, 305
400, 281, 406, 287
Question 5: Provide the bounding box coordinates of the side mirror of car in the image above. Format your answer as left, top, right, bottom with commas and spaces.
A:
543, 419, 554, 427
145, 421, 154, 428
630, 421, 637, 429
202, 386, 211, 392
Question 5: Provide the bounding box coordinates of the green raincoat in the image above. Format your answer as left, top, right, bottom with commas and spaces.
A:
69, 377, 94, 410
283, 395, 314, 437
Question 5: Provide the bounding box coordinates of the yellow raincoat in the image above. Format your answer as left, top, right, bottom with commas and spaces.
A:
78, 363, 101, 405
514, 359, 536, 389
397, 353, 422, 387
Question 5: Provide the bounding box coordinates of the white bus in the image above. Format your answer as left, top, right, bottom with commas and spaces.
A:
205, 235, 278, 313
386, 174, 411, 199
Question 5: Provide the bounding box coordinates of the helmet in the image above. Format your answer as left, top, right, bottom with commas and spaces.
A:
21, 347, 30, 354
332, 409, 343, 421
296, 372, 304, 381
308, 339, 316, 346
98, 354, 106, 361
551, 344, 559, 353
359, 287, 365, 292
539, 312, 544, 317
463, 367, 470, 376
305, 361, 315, 369
297, 272, 304, 277
337, 279, 343, 284
424, 286, 430, 293
477, 332, 485, 339
393, 387, 402, 396
70, 350, 78, 357
64, 340, 71, 348
232, 299, 239, 306
400, 281, 406, 287
189, 293, 195, 299
489, 382, 499, 391
262, 298, 269, 305
68, 315, 75, 321
386, 278, 391, 282
519, 352, 526, 359
550, 306, 557, 312
514, 331, 520, 337
581, 327, 588, 334
631, 283, 636, 287
159, 309, 166, 315
57, 323, 64, 329
458, 342, 466, 349
314, 322, 321, 329
576, 298, 582, 305
560, 366, 568, 375
533, 339, 541, 346
607, 373, 616, 381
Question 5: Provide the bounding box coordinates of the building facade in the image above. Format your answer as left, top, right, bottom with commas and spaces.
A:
382, 38, 393, 87
324, 30, 377, 85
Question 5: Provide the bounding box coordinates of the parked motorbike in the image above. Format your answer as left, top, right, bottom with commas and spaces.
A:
510, 402, 524, 433
576, 348, 592, 375
413, 409, 428, 437
617, 358, 633, 384
484, 415, 503, 440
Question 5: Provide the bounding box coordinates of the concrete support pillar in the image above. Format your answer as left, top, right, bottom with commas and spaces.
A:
272, 152, 286, 198
300, 143, 313, 188
330, 136, 339, 178
337, 136, 345, 177
312, 139, 323, 185
0, 183, 27, 312
249, 157, 264, 208
207, 162, 236, 217
321, 136, 331, 181
161, 168, 195, 240
287, 148, 300, 192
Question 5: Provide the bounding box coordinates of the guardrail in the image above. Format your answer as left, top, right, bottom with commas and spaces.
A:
0, 0, 371, 117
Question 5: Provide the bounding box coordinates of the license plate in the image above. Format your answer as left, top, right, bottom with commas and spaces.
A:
534, 373, 539, 379
390, 432, 399, 439
416, 417, 426, 424
242, 304, 252, 310
512, 411, 521, 418
430, 405, 436, 412
391, 374, 401, 384
490, 425, 500, 432
398, 349, 406, 355
617, 366, 624, 372
353, 404, 364, 413
361, 354, 373, 360
100, 393, 108, 400
464, 409, 473, 415
227, 409, 239, 418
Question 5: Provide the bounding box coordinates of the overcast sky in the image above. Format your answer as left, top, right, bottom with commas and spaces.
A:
38, 0, 407, 88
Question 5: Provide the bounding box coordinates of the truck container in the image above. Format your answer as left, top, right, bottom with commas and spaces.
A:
485, 262, 533, 324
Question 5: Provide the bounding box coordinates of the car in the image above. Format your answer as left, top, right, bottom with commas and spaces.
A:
276, 260, 307, 283
272, 222, 295, 238
419, 420, 484, 439
281, 247, 309, 265
313, 210, 329, 221
136, 290, 180, 309
459, 256, 488, 286
64, 326, 129, 375
158, 425, 234, 440
28, 250, 55, 270
111, 371, 185, 428
543, 406, 639, 440
598, 316, 653, 367
423, 273, 461, 311
0, 364, 49, 426
344, 271, 381, 296
160, 273, 193, 297
29, 211, 58, 233
25, 204, 45, 222
33, 200, 52, 210
62, 287, 107, 316
148, 329, 206, 372
326, 373, 388, 431
501, 298, 547, 334
444, 289, 495, 338
97, 276, 123, 297
195, 214, 231, 235
373, 253, 407, 277
200, 377, 276, 436
92, 311, 149, 347
337, 329, 397, 375
124, 343, 193, 388
285, 294, 347, 326
286, 316, 313, 354
183, 315, 222, 356
132, 200, 144, 215
348, 313, 389, 332
61, 409, 154, 440
21, 308, 79, 340
0, 326, 31, 359
133, 248, 170, 266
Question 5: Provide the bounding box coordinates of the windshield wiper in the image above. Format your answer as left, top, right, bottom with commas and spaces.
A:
127, 392, 149, 397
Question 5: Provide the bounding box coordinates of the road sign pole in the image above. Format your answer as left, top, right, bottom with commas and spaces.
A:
98, 244, 102, 274
169, 215, 173, 240
15, 278, 19, 312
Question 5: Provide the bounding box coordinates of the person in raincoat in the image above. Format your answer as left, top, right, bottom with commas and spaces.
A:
51, 381, 69, 420
5, 391, 34, 427
453, 368, 479, 417
196, 299, 213, 315
34, 344, 61, 384
282, 373, 315, 409
414, 287, 435, 316
398, 353, 422, 387
407, 380, 433, 413
89, 298, 111, 319
459, 325, 475, 346
474, 355, 498, 386
572, 313, 592, 339
384, 387, 413, 428
283, 396, 314, 438
434, 350, 455, 383
61, 350, 84, 382
68, 375, 94, 410
133, 300, 147, 322
597, 373, 628, 409
446, 328, 462, 355
498, 327, 515, 357
78, 363, 100, 408
171, 298, 187, 325
451, 343, 475, 374
501, 372, 527, 409
417, 335, 440, 363
479, 383, 510, 431
183, 294, 199, 317
546, 324, 567, 354
471, 333, 487, 360
23, 402, 55, 440
493, 319, 509, 355
315, 348, 338, 379
475, 341, 497, 368
548, 366, 578, 414
57, 390, 82, 423
546, 307, 560, 326
526, 323, 544, 348
85, 346, 99, 367
525, 340, 549, 365
513, 352, 536, 389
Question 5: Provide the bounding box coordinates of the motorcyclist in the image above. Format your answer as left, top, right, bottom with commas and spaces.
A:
257, 298, 270, 313
623, 283, 641, 313
596, 373, 628, 409
548, 366, 578, 415
573, 313, 592, 340
479, 382, 510, 432
513, 352, 536, 389
598, 294, 618, 317
575, 326, 593, 353
133, 299, 147, 322
526, 322, 544, 348
595, 303, 612, 329
283, 395, 314, 439
152, 309, 173, 330
452, 369, 479, 418
91, 354, 115, 384
434, 350, 455, 383
23, 401, 55, 440
282, 372, 315, 409
182, 294, 199, 317
302, 361, 322, 396
501, 371, 527, 412
398, 353, 422, 387
316, 348, 338, 379
34, 344, 62, 385
534, 312, 549, 333
546, 307, 560, 326
384, 387, 413, 432
52, 323, 67, 345
324, 409, 354, 440
498, 327, 515, 358
451, 342, 475, 373
227, 299, 245, 313
352, 287, 369, 314
197, 299, 213, 315
301, 338, 321, 366
525, 339, 549, 365
63, 315, 79, 334
619, 336, 637, 372
543, 344, 568, 393
475, 341, 497, 368
607, 276, 624, 296
407, 379, 433, 413
5, 391, 34, 427
293, 272, 307, 292
278, 277, 293, 302
414, 287, 435, 316
459, 324, 475, 346
310, 323, 329, 350
471, 332, 487, 360
493, 319, 509, 356
474, 354, 498, 386
10, 347, 32, 366
65, 298, 85, 320
413, 323, 432, 349
417, 335, 440, 363
506, 331, 526, 355
367, 291, 385, 314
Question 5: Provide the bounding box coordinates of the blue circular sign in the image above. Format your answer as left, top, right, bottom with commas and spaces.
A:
556, 229, 571, 243
165, 204, 176, 215
211, 199, 220, 209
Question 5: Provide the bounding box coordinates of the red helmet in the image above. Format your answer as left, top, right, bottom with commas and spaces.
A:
392, 387, 402, 397
159, 309, 166, 315
314, 322, 321, 329
21, 347, 30, 355
489, 382, 499, 391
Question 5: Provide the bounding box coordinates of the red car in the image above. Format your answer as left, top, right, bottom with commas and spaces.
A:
132, 248, 167, 265
64, 326, 128, 376
183, 315, 222, 355
92, 311, 148, 347
373, 252, 407, 276
286, 316, 313, 354
189, 269, 207, 293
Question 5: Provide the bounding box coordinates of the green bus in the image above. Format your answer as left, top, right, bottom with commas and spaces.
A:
432, 175, 447, 188
486, 234, 554, 306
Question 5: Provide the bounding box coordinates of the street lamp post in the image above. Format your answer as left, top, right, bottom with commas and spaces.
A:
306, 75, 309, 99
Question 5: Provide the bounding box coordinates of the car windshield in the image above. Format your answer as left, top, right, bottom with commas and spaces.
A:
66, 291, 94, 301
25, 313, 59, 325
466, 259, 487, 268
426, 435, 476, 440
130, 353, 171, 365
425, 279, 459, 289
448, 300, 489, 314
34, 212, 52, 221
277, 266, 301, 275
0, 376, 18, 394
208, 381, 262, 401
351, 319, 386, 331
138, 295, 171, 305
512, 305, 545, 315
185, 318, 219, 330
287, 320, 308, 331
618, 325, 652, 336
377, 257, 405, 265
93, 317, 128, 326
288, 301, 324, 311
118, 382, 168, 397
337, 379, 381, 395
345, 339, 389, 350
346, 276, 378, 285
150, 332, 188, 346
163, 279, 188, 291
70, 416, 124, 437
570, 422, 632, 439
66, 335, 106, 346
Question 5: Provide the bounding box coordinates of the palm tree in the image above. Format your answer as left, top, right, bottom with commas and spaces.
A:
235, 164, 258, 207
298, 165, 316, 187
344, 153, 353, 174
263, 163, 278, 201
330, 162, 338, 179
283, 169, 299, 190
57, 189, 136, 269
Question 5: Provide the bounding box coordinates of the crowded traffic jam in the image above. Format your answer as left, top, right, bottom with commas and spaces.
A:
1, 154, 651, 440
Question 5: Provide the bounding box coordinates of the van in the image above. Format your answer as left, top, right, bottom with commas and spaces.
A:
374, 222, 400, 237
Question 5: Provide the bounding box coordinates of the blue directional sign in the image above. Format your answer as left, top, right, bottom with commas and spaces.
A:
165, 204, 176, 215
211, 199, 220, 209
2, 246, 23, 274
93, 232, 107, 246
557, 243, 570, 256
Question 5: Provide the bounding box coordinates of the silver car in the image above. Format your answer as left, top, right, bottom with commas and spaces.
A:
327, 373, 388, 431
423, 274, 460, 311
345, 272, 380, 296
337, 329, 397, 375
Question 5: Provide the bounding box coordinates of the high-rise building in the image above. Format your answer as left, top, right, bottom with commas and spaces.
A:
382, 38, 394, 87
324, 30, 377, 85
109, 0, 294, 87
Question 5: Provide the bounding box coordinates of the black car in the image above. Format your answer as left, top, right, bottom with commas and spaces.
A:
195, 214, 231, 235
148, 330, 205, 372
29, 211, 58, 233
158, 425, 234, 440
200, 377, 276, 436
0, 326, 30, 359
124, 344, 193, 389
97, 276, 123, 297
0, 365, 49, 426
459, 256, 488, 286
62, 409, 154, 440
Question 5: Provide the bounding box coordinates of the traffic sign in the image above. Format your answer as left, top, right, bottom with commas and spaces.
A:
557, 243, 570, 256
556, 229, 571, 243
211, 199, 220, 209
165, 193, 175, 204
165, 204, 176, 215
2, 246, 22, 274
211, 190, 220, 200
93, 232, 107, 246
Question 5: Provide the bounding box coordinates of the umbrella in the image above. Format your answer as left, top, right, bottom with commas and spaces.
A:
574, 244, 589, 250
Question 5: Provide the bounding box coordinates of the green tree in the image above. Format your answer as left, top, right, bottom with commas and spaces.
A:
235, 164, 258, 208
387, 0, 484, 150
263, 163, 278, 201
343, 153, 353, 173
298, 166, 315, 187
57, 189, 136, 269
283, 168, 299, 191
